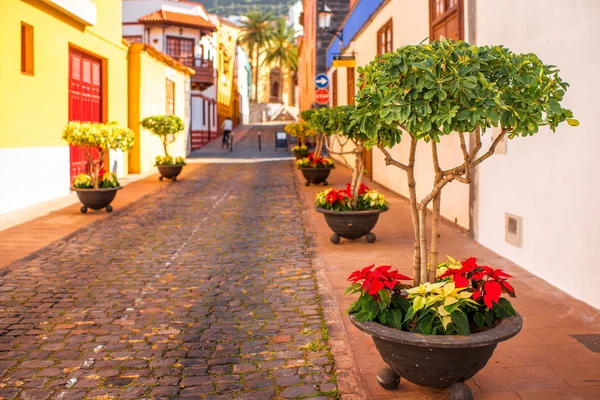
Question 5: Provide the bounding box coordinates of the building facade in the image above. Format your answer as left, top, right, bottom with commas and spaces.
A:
323, 0, 600, 309
128, 43, 193, 174
0, 0, 129, 215
122, 0, 217, 150
298, 0, 349, 112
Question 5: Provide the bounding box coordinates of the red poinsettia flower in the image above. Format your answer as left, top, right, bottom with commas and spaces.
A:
325, 189, 349, 206
440, 257, 516, 308
344, 183, 370, 198
348, 264, 411, 296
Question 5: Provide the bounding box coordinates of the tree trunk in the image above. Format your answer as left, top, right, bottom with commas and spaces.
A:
429, 188, 441, 282
418, 205, 429, 284
350, 143, 364, 209
407, 139, 420, 286
254, 48, 260, 102
162, 139, 170, 158
279, 60, 283, 103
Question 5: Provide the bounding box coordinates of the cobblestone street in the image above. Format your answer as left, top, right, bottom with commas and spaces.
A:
0, 139, 338, 399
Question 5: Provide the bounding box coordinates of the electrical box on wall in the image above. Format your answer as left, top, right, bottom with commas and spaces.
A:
505, 213, 522, 247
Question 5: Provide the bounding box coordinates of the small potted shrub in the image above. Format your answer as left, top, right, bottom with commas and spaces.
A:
140, 115, 186, 181
313, 105, 389, 244
285, 121, 313, 159
296, 109, 335, 185
346, 38, 578, 398
62, 121, 134, 213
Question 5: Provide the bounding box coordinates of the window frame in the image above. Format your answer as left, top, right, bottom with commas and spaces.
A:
332, 70, 338, 107
21, 22, 34, 75
376, 19, 393, 56
429, 0, 464, 41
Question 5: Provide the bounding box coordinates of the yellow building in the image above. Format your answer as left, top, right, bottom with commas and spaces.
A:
212, 16, 242, 128
128, 43, 194, 174
0, 0, 129, 215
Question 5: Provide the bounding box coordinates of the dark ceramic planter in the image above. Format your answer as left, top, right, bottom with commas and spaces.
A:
316, 207, 386, 244
293, 151, 309, 159
74, 187, 122, 213
300, 167, 332, 186
350, 313, 523, 398
157, 164, 184, 181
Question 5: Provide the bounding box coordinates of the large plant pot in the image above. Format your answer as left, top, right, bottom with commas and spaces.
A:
293, 151, 309, 159
350, 313, 523, 398
300, 167, 332, 186
74, 187, 122, 213
316, 207, 386, 244
157, 164, 184, 181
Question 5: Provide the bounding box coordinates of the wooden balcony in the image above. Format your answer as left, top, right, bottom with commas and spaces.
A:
173, 57, 215, 91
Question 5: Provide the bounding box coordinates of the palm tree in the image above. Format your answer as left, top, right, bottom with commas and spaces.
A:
238, 10, 274, 102
263, 18, 298, 103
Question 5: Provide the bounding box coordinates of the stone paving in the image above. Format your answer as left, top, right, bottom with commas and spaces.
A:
0, 152, 339, 398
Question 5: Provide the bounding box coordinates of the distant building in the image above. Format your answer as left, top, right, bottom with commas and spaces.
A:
122, 0, 218, 150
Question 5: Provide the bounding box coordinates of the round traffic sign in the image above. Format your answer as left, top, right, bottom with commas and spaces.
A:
315, 73, 329, 89
315, 89, 330, 105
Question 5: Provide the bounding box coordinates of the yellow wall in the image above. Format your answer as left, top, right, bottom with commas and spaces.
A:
128, 44, 191, 174
0, 0, 128, 149
216, 19, 241, 127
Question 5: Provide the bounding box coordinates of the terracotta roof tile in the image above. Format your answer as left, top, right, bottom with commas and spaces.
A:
139, 10, 216, 31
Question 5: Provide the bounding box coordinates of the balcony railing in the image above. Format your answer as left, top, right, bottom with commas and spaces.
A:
171, 56, 215, 91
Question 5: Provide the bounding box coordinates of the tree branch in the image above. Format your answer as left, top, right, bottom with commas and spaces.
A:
377, 144, 409, 171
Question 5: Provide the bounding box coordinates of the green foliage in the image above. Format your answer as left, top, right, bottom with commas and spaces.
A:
139, 115, 184, 139
100, 172, 120, 188
155, 156, 186, 166
285, 121, 315, 138
262, 17, 298, 72
62, 121, 134, 152
352, 38, 577, 147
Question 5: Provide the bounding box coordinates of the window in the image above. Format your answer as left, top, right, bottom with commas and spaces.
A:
332, 70, 338, 107
347, 67, 355, 105
21, 22, 34, 75
429, 0, 463, 41
166, 79, 175, 115
124, 35, 143, 44
377, 19, 393, 55
166, 36, 195, 66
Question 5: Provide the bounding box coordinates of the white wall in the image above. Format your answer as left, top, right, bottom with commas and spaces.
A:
474, 0, 600, 309
328, 0, 470, 228
0, 147, 70, 215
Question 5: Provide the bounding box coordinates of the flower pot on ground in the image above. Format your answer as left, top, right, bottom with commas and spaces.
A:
155, 156, 186, 181
285, 121, 315, 158
307, 105, 388, 243
343, 38, 577, 397
62, 122, 134, 213
139, 115, 187, 182
345, 259, 522, 398
315, 183, 388, 244
297, 153, 334, 186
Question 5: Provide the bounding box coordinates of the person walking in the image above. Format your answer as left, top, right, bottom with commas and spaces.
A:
221, 117, 233, 149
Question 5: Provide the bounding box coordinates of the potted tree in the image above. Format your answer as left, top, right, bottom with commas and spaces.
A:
296, 109, 335, 186
140, 115, 187, 181
346, 39, 578, 398
314, 105, 389, 244
62, 121, 135, 213
284, 120, 313, 159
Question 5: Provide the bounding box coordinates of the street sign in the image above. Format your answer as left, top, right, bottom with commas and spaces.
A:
315, 89, 330, 105
332, 54, 356, 68
315, 73, 329, 89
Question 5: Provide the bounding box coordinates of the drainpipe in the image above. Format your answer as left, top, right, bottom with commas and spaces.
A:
467, 0, 478, 239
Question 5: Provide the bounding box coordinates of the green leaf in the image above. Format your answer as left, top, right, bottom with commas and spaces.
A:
378, 289, 391, 307
404, 306, 415, 323
387, 309, 403, 329
494, 297, 516, 318
567, 118, 579, 126
451, 310, 470, 336
416, 311, 434, 334
473, 312, 485, 328
344, 283, 361, 295
485, 309, 495, 327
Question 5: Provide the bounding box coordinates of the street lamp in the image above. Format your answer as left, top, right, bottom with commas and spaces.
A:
317, 3, 343, 43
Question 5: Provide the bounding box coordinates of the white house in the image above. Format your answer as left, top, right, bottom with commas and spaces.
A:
122, 0, 218, 151
325, 0, 600, 309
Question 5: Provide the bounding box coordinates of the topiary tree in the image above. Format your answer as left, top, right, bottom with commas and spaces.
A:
139, 115, 185, 159
62, 121, 135, 189
284, 120, 315, 147
352, 38, 578, 285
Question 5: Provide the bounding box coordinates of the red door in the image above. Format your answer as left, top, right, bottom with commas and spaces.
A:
68, 50, 102, 181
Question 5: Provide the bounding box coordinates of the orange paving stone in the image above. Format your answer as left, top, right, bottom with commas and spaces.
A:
297, 163, 600, 399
